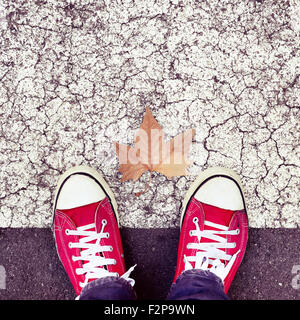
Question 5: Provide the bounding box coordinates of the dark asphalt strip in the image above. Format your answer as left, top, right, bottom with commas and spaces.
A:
0, 228, 299, 300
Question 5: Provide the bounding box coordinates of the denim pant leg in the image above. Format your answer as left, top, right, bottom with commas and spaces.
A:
79, 276, 137, 300
166, 270, 229, 300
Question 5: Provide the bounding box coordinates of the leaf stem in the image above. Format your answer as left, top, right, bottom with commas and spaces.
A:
135, 171, 152, 197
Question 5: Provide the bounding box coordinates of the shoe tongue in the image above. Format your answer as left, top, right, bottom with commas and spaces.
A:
201, 202, 234, 227
59, 201, 101, 228
199, 202, 235, 265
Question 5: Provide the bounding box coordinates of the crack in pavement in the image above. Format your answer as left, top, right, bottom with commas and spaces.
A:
0, 0, 299, 228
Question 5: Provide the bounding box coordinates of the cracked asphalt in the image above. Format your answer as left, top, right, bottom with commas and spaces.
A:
0, 0, 299, 300
0, 0, 299, 228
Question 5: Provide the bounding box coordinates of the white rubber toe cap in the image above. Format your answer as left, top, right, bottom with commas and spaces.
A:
56, 174, 106, 210
194, 177, 244, 211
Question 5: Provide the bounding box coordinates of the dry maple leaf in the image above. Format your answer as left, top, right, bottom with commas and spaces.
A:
114, 106, 195, 196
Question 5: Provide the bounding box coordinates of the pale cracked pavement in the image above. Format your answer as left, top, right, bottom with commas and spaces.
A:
0, 0, 299, 300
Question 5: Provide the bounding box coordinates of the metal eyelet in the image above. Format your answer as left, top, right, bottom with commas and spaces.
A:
106, 232, 110, 238
102, 219, 107, 226
68, 242, 73, 248
193, 217, 199, 223
189, 230, 193, 236
65, 229, 70, 235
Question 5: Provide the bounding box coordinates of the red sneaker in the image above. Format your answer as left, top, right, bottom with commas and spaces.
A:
52, 166, 135, 297
173, 167, 248, 294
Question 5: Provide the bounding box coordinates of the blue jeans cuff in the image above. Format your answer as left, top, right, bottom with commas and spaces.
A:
79, 276, 137, 300
167, 269, 229, 300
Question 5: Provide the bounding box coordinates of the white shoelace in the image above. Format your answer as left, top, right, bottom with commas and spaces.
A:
66, 219, 136, 289
184, 217, 240, 281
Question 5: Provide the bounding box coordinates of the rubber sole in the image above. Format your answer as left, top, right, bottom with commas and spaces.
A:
180, 167, 247, 228
52, 165, 119, 226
